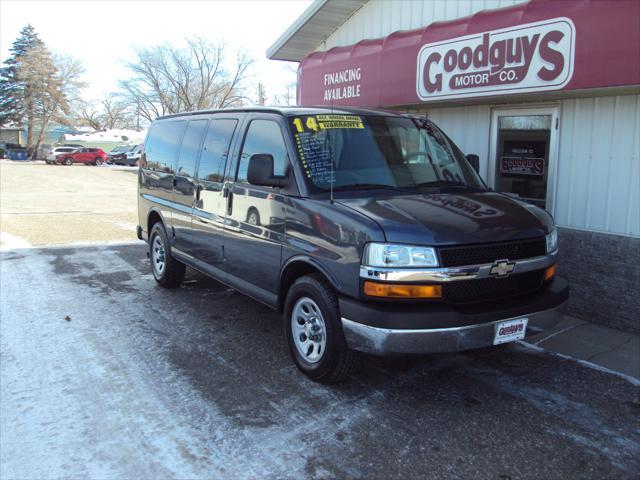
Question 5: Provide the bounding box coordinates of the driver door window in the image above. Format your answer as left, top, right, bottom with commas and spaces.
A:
236, 120, 288, 183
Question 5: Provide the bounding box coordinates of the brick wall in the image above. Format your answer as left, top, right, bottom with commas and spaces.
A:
558, 227, 640, 334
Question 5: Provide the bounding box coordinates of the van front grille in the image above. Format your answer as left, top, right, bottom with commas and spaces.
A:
438, 238, 546, 267
443, 270, 545, 304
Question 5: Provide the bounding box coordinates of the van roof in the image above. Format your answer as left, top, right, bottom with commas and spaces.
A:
156, 105, 410, 121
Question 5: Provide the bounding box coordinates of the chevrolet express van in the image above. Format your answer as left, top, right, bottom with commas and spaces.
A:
136, 107, 568, 383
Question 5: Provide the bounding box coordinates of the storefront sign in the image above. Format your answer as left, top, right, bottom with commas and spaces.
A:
500, 140, 546, 176
500, 156, 545, 176
323, 67, 362, 102
416, 18, 575, 100
297, 0, 639, 108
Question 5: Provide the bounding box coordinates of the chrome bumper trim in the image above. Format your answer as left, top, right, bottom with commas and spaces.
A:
341, 301, 566, 355
360, 251, 557, 283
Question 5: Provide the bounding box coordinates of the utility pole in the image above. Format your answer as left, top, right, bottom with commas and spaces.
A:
258, 82, 266, 106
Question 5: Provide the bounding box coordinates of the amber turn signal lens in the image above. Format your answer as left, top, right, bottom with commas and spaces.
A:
363, 281, 442, 299
544, 264, 557, 282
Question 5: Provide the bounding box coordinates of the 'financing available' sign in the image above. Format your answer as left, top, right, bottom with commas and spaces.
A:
416, 18, 575, 101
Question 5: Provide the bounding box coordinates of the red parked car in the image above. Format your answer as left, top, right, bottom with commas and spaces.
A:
56, 147, 108, 166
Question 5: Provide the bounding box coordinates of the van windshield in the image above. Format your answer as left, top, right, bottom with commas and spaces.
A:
287, 114, 485, 193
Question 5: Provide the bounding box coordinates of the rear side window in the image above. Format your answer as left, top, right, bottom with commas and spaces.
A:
145, 120, 186, 173
237, 119, 288, 183
197, 119, 238, 183
176, 120, 207, 178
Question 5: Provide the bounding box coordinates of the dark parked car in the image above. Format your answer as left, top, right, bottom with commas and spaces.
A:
107, 145, 131, 164
136, 107, 568, 383
56, 147, 107, 166
110, 144, 141, 166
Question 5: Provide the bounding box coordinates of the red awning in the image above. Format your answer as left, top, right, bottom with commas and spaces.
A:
297, 0, 640, 107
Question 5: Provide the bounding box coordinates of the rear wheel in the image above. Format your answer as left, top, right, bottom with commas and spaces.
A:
64, 157, 73, 166
284, 274, 354, 383
247, 208, 260, 226
149, 222, 186, 288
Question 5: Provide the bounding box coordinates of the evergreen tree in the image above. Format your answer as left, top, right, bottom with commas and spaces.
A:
0, 25, 44, 129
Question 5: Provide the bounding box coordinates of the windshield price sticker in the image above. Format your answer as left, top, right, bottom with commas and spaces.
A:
292, 115, 364, 133
294, 131, 335, 184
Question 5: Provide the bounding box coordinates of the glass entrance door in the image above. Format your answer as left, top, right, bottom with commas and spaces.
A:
489, 108, 559, 210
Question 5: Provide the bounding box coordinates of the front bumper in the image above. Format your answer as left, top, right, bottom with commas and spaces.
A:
340, 277, 568, 355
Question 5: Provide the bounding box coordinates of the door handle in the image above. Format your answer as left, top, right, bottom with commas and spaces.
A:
195, 184, 203, 202
227, 190, 233, 216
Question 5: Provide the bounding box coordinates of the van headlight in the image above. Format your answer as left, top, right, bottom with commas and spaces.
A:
363, 243, 439, 268
546, 228, 558, 253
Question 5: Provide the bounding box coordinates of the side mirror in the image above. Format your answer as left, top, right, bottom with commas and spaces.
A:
466, 154, 480, 173
247, 154, 285, 187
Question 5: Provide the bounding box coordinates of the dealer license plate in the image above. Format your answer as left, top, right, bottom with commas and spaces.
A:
493, 318, 528, 345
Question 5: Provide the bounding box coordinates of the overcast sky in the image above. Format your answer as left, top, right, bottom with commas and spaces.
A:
0, 0, 312, 103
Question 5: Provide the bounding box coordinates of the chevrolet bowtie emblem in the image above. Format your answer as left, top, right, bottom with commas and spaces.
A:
489, 260, 516, 278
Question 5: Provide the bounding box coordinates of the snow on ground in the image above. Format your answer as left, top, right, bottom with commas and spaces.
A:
1, 244, 639, 479
0, 246, 373, 479
0, 232, 31, 251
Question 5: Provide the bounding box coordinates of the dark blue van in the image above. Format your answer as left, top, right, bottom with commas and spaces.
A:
137, 107, 568, 383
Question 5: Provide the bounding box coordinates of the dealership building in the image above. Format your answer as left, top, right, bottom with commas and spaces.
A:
268, 0, 640, 332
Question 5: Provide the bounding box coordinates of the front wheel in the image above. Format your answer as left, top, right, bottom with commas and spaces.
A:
284, 274, 354, 383
149, 222, 186, 288
94, 157, 103, 166
64, 157, 73, 166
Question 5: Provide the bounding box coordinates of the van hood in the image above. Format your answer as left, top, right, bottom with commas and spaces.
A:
336, 191, 553, 246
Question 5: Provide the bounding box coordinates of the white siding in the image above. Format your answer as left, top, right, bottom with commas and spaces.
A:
319, 0, 527, 51
398, 94, 640, 237
555, 95, 640, 237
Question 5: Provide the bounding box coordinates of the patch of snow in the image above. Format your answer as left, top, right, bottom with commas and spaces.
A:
62, 129, 147, 144
0, 232, 31, 251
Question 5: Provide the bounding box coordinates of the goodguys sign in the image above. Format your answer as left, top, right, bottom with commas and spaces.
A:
416, 18, 575, 100
297, 0, 639, 107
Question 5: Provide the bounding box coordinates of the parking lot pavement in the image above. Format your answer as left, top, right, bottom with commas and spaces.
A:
0, 161, 138, 248
2, 243, 639, 480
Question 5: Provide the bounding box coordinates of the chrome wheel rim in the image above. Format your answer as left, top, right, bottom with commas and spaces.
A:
151, 235, 166, 276
291, 297, 327, 364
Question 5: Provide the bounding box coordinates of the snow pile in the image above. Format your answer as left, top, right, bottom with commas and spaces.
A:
62, 129, 147, 144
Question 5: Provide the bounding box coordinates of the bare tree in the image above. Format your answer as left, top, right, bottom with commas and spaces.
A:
78, 101, 102, 130
120, 37, 254, 122
269, 63, 298, 106
78, 94, 134, 130
16, 46, 85, 157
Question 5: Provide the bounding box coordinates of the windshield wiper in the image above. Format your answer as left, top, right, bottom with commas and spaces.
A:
414, 181, 485, 191
324, 183, 409, 192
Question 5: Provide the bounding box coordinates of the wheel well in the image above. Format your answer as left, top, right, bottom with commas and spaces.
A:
278, 260, 331, 312
147, 210, 163, 235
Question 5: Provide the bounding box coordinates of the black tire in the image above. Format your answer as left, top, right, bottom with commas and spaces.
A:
284, 274, 354, 383
94, 157, 103, 166
64, 157, 73, 166
149, 221, 186, 288
247, 208, 260, 226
